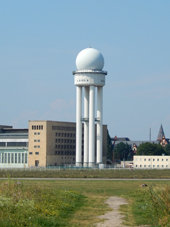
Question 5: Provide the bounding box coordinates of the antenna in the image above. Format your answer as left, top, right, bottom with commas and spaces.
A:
149, 128, 151, 141
89, 42, 91, 48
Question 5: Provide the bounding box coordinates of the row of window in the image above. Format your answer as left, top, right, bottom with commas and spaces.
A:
61, 156, 75, 160
0, 142, 27, 147
34, 145, 40, 148
136, 165, 169, 168
34, 140, 40, 142
34, 132, 40, 135
56, 145, 75, 149
0, 153, 27, 164
55, 150, 75, 155
136, 158, 169, 162
29, 152, 39, 155
32, 125, 43, 130
56, 139, 76, 144
56, 133, 75, 138
52, 126, 76, 131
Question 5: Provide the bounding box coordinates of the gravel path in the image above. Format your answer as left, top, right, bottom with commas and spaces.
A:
95, 197, 128, 227
95, 197, 149, 227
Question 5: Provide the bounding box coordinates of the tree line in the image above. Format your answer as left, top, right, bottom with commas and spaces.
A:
112, 142, 170, 161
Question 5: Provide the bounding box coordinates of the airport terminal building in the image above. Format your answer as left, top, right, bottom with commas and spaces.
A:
0, 122, 107, 168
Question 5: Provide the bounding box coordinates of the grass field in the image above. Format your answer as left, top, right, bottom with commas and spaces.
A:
0, 178, 170, 226
0, 168, 170, 179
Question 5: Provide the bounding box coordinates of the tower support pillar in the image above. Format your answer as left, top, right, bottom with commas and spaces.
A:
97, 87, 103, 164
89, 85, 95, 167
76, 86, 82, 167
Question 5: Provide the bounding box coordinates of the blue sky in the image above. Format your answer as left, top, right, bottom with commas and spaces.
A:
1, 0, 170, 140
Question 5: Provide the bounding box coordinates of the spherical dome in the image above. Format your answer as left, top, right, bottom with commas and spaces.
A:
76, 48, 104, 70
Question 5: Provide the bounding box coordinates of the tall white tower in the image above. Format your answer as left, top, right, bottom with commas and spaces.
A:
73, 48, 107, 167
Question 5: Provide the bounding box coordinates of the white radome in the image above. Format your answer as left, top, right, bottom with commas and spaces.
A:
76, 48, 104, 71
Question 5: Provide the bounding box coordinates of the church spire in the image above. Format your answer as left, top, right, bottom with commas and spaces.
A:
157, 124, 165, 141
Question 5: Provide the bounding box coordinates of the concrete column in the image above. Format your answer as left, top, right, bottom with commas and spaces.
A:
84, 86, 89, 167
89, 85, 95, 167
76, 86, 82, 167
97, 87, 103, 164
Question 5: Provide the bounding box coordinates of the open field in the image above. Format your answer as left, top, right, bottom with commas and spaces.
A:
0, 168, 170, 179
0, 179, 170, 226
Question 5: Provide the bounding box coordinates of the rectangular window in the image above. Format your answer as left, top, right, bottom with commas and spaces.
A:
153, 165, 155, 168
140, 165, 142, 167
162, 165, 164, 168
8, 153, 10, 163
11, 153, 14, 163
144, 159, 146, 161
55, 151, 58, 155
38, 132, 40, 135
15, 153, 17, 163
166, 165, 168, 168
56, 133, 58, 137
148, 165, 151, 167
2, 153, 4, 163
38, 140, 40, 142
162, 159, 164, 161
5, 153, 7, 163
22, 153, 24, 163
144, 165, 146, 167
34, 145, 37, 148
157, 159, 159, 161
0, 142, 5, 147
29, 152, 33, 155
148, 159, 150, 161
34, 140, 37, 142
157, 165, 159, 167
18, 153, 21, 163
166, 159, 168, 161
35, 152, 39, 155
34, 132, 37, 135
25, 154, 27, 163
38, 146, 40, 148
153, 159, 155, 161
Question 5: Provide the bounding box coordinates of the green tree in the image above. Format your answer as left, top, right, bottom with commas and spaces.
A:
107, 130, 113, 160
136, 142, 165, 155
165, 144, 170, 155
113, 142, 132, 161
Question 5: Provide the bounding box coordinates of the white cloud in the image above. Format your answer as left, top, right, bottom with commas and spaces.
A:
41, 98, 75, 122
12, 110, 38, 128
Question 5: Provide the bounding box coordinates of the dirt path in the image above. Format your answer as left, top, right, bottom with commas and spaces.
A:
95, 196, 128, 227
95, 197, 149, 227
